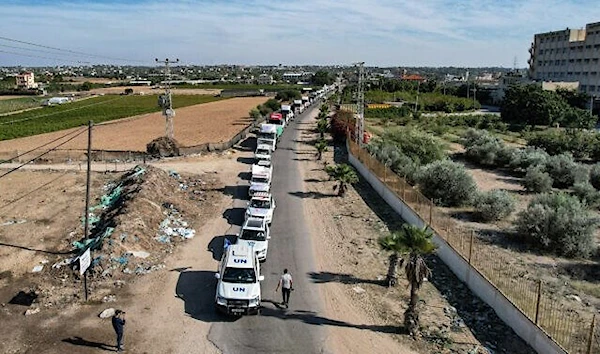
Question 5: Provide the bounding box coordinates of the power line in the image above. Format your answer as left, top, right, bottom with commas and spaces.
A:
0, 43, 82, 57
0, 49, 91, 64
0, 96, 125, 125
0, 127, 87, 164
0, 35, 146, 63
0, 127, 89, 180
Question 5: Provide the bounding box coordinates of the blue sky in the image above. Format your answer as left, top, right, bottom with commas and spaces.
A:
1, 0, 600, 67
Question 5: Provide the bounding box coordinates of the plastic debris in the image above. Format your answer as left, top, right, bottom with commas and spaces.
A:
99, 308, 115, 319
0, 219, 27, 226
169, 170, 181, 179
73, 227, 114, 251
24, 307, 40, 316
352, 286, 366, 294
111, 255, 129, 266
127, 250, 150, 259
120, 233, 128, 242
102, 294, 117, 303
31, 265, 44, 273
155, 204, 195, 242
154, 235, 171, 243
52, 258, 74, 269
92, 256, 103, 266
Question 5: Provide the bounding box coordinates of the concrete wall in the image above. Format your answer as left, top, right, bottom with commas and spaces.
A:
347, 150, 566, 354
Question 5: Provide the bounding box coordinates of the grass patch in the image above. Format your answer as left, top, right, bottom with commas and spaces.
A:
570, 280, 600, 298
0, 97, 45, 115
0, 94, 225, 140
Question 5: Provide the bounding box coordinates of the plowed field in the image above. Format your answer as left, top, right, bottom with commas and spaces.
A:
0, 97, 266, 153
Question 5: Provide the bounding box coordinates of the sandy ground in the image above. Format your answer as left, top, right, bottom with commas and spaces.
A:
89, 87, 222, 96
0, 97, 267, 154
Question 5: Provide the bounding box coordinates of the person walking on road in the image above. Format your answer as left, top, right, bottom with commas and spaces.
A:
111, 309, 126, 352
275, 268, 293, 308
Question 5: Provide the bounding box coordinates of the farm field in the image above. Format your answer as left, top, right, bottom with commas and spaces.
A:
0, 94, 224, 140
0, 97, 45, 115
0, 96, 267, 154
88, 86, 222, 96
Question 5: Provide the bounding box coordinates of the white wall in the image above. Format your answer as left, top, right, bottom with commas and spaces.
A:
348, 150, 566, 354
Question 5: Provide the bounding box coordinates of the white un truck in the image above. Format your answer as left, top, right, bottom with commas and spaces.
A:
215, 244, 264, 315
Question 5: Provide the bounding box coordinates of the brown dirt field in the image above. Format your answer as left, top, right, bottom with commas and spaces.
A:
0, 95, 28, 101
0, 97, 267, 153
89, 86, 222, 96
63, 77, 123, 84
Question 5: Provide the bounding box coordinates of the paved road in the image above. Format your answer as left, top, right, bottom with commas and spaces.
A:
206, 104, 329, 354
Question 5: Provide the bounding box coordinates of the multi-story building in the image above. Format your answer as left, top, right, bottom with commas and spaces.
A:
15, 71, 37, 89
529, 22, 600, 94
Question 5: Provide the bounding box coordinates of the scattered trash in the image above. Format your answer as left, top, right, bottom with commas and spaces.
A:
120, 233, 128, 242
134, 263, 165, 275
155, 204, 195, 242
0, 219, 27, 226
566, 294, 582, 303
52, 258, 74, 269
92, 256, 103, 266
102, 295, 117, 303
24, 307, 40, 316
169, 170, 181, 179
352, 286, 366, 294
154, 235, 171, 244
31, 265, 44, 273
127, 250, 150, 259
73, 227, 114, 251
123, 268, 133, 274
111, 255, 130, 266
99, 308, 115, 319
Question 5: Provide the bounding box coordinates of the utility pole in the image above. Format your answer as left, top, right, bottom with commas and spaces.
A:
354, 61, 365, 147
155, 58, 179, 140
353, 62, 365, 146
82, 120, 93, 301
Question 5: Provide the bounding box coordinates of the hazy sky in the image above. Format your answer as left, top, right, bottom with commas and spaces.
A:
2, 0, 600, 67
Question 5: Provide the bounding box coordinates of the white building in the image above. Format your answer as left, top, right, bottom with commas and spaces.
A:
16, 72, 37, 89
529, 22, 600, 94
257, 74, 273, 85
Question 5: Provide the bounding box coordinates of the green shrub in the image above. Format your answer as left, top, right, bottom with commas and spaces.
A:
516, 192, 598, 258
462, 128, 491, 149
544, 153, 579, 188
382, 128, 447, 165
572, 182, 600, 208
527, 129, 597, 159
509, 147, 549, 171
523, 166, 553, 193
417, 160, 477, 207
590, 163, 600, 190
391, 154, 421, 185
473, 189, 515, 222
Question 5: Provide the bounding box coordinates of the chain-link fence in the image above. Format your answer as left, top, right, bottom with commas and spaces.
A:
348, 139, 598, 354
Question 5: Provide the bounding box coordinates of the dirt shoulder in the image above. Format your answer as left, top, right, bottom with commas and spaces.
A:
294, 117, 534, 353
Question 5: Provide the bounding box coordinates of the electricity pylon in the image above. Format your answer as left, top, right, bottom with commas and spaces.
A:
353, 62, 365, 146
156, 58, 179, 140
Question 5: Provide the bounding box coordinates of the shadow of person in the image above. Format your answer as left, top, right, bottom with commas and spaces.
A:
62, 336, 115, 351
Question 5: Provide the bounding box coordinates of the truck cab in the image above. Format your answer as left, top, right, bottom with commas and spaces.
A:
268, 112, 286, 130
257, 124, 278, 151
236, 217, 271, 261
254, 143, 272, 163
249, 164, 272, 197
215, 244, 264, 315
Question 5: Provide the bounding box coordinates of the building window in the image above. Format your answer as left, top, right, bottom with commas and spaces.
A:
563, 48, 567, 53
568, 72, 573, 75
555, 60, 561, 65
585, 59, 590, 63
590, 85, 596, 92
581, 85, 587, 92
561, 60, 566, 65
593, 58, 599, 63
577, 59, 582, 63
569, 59, 575, 63
591, 72, 598, 76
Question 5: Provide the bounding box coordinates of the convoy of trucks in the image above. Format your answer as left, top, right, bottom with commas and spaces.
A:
214, 83, 337, 316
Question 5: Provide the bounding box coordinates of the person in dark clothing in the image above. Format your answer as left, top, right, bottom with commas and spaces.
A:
111, 309, 126, 352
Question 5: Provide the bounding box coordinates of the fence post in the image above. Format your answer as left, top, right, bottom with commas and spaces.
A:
428, 201, 433, 226
587, 314, 596, 354
468, 230, 474, 264
535, 280, 542, 325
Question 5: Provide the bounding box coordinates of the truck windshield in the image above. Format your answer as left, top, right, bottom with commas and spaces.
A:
222, 267, 256, 283
251, 177, 269, 184
256, 149, 270, 156
258, 133, 275, 140
250, 199, 270, 208
240, 229, 266, 241
268, 119, 283, 125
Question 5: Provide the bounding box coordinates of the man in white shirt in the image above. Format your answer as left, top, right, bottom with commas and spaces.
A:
275, 268, 293, 308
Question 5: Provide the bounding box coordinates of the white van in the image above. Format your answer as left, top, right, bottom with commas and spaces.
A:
215, 244, 263, 315
236, 217, 271, 261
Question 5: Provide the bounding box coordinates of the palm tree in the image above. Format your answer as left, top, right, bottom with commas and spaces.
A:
325, 164, 358, 197
316, 118, 329, 139
378, 232, 405, 287
320, 103, 330, 116
397, 224, 436, 338
315, 139, 328, 160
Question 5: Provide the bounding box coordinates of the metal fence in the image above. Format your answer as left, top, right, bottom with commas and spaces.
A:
348, 139, 598, 354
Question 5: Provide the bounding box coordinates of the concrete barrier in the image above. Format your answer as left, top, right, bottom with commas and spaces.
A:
347, 147, 567, 354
